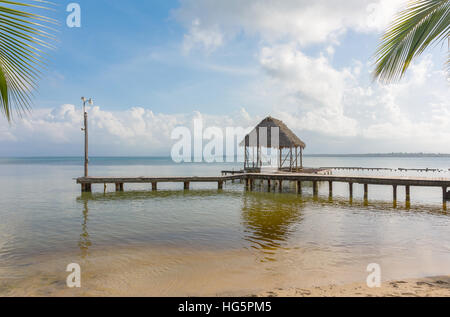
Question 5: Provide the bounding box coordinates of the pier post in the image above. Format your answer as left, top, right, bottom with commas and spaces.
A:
328, 181, 333, 198
349, 182, 353, 201
393, 185, 397, 208
184, 182, 190, 190
278, 180, 283, 192
313, 181, 318, 197
249, 179, 254, 191
152, 182, 157, 191
443, 187, 447, 210
405, 186, 411, 207
296, 181, 302, 195
364, 184, 368, 202
267, 179, 271, 192
115, 183, 120, 192
81, 183, 91, 193
218, 181, 223, 190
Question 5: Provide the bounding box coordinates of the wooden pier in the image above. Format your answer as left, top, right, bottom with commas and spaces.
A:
77, 172, 450, 209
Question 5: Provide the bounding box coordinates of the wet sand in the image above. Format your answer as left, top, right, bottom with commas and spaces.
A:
1, 244, 449, 297
256, 276, 450, 297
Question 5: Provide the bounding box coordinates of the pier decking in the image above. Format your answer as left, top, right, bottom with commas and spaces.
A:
77, 172, 450, 209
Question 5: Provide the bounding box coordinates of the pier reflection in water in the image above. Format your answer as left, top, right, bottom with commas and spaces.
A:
241, 192, 303, 261
78, 195, 92, 259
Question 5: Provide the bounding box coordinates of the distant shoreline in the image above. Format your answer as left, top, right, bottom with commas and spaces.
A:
304, 153, 450, 158
1, 153, 450, 159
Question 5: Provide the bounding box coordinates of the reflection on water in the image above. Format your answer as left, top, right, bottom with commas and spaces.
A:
78, 197, 92, 259
241, 193, 303, 261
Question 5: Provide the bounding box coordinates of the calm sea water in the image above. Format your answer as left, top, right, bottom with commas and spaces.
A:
0, 156, 449, 296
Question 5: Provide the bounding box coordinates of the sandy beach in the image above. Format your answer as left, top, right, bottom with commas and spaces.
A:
257, 276, 450, 297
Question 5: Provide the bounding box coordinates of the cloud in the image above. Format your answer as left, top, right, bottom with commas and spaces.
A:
256, 45, 450, 152
0, 105, 257, 156
174, 0, 405, 51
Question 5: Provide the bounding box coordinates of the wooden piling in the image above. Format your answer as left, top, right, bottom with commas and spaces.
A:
328, 181, 333, 198
406, 185, 411, 207
364, 184, 368, 201
184, 182, 190, 190
152, 182, 157, 191
313, 181, 318, 197
297, 181, 302, 195
349, 182, 353, 201
393, 185, 397, 207
443, 186, 447, 210
218, 181, 223, 190
278, 180, 283, 192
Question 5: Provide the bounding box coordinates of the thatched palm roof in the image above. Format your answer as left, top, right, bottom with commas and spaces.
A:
240, 116, 306, 149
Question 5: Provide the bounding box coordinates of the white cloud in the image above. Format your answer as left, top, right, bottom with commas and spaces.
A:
183, 18, 224, 53
174, 0, 405, 50
0, 105, 257, 156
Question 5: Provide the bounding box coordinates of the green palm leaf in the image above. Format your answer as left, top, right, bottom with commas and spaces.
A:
373, 0, 450, 83
0, 0, 57, 121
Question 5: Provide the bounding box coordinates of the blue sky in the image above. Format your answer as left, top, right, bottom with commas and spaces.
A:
1, 0, 449, 156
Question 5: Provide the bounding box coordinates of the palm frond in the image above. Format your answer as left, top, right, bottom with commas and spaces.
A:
0, 0, 57, 121
373, 0, 450, 83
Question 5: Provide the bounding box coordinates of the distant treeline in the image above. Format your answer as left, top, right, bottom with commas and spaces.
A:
305, 153, 450, 158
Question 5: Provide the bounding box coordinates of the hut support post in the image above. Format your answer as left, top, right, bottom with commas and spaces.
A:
300, 147, 303, 169
289, 147, 293, 172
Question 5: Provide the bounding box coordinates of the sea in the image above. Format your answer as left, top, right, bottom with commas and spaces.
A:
0, 156, 449, 296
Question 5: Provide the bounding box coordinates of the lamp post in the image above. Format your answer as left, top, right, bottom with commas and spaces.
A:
81, 97, 93, 177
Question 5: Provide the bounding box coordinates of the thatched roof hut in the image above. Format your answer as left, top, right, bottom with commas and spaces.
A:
240, 116, 306, 149
241, 116, 306, 172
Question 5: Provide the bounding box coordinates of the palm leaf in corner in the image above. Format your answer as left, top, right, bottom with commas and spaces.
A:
373, 0, 450, 83
0, 0, 57, 121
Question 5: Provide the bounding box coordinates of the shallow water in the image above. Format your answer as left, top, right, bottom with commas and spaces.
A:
0, 157, 449, 296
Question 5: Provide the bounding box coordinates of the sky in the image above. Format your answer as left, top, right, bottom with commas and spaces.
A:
0, 0, 449, 156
